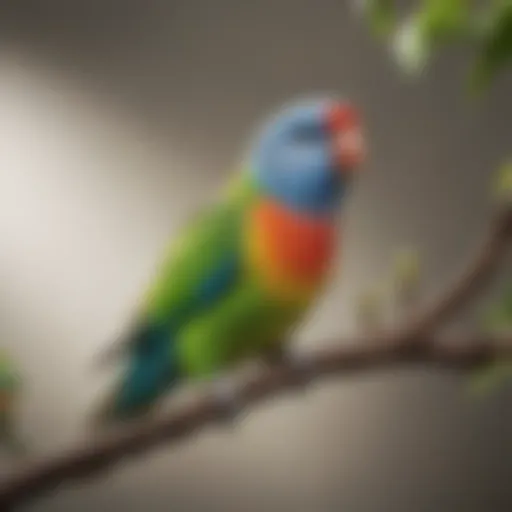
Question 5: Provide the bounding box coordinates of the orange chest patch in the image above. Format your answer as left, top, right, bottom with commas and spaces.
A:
246, 200, 338, 295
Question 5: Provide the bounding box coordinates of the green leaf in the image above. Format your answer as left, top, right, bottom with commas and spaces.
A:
417, 0, 474, 42
480, 290, 512, 334
469, 288, 512, 398
500, 284, 512, 317
480, 308, 508, 334
470, 0, 512, 93
392, 247, 422, 303
393, 248, 420, 283
358, 0, 397, 38
469, 361, 512, 397
492, 160, 512, 203
392, 0, 477, 76
355, 284, 386, 330
392, 14, 432, 75
0, 351, 22, 393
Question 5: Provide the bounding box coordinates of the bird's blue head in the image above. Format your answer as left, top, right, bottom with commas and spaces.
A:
250, 96, 366, 217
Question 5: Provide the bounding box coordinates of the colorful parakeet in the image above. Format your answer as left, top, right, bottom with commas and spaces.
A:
0, 351, 25, 454
93, 96, 367, 424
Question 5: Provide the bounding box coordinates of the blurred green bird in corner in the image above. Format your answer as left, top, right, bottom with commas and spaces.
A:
0, 350, 27, 456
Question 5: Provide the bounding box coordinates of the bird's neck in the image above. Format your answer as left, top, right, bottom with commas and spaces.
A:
224, 167, 339, 223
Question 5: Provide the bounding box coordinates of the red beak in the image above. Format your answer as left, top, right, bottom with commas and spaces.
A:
327, 103, 366, 172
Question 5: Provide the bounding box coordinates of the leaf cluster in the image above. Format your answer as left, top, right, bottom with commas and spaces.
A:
356, 0, 512, 93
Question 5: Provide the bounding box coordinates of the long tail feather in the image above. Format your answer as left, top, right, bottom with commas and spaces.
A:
90, 325, 178, 428
88, 381, 161, 429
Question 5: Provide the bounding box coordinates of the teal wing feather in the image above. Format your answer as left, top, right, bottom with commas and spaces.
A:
97, 196, 249, 421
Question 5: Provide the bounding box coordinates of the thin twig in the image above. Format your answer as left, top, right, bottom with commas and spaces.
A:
398, 205, 512, 340
1, 337, 511, 511
0, 205, 509, 511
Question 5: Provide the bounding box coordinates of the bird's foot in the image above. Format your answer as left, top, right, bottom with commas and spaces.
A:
207, 375, 243, 426
285, 352, 315, 392
265, 347, 314, 393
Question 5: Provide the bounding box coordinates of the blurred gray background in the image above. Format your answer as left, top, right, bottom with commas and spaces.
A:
0, 1, 511, 511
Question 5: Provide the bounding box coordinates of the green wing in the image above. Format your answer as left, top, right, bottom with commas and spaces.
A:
95, 174, 258, 368
140, 199, 244, 326
139, 171, 259, 326
98, 172, 306, 379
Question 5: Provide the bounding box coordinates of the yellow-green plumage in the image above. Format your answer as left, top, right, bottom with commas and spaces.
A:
97, 172, 330, 421
0, 352, 26, 454
151, 172, 320, 364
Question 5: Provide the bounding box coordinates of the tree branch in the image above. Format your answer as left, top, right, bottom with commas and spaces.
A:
0, 205, 510, 511
397, 204, 512, 340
